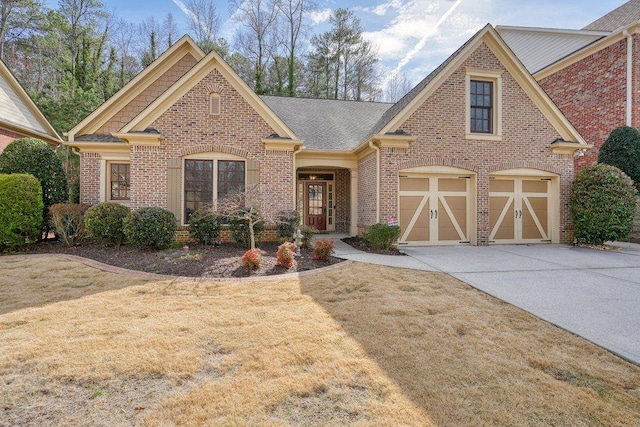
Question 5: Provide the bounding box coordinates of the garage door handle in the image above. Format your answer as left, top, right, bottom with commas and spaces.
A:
430, 210, 433, 219
435, 210, 438, 219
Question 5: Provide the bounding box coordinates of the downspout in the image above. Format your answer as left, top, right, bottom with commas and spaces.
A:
292, 144, 303, 210
368, 140, 380, 223
624, 30, 633, 126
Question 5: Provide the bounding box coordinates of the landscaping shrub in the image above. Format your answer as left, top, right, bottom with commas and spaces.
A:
49, 203, 90, 247
124, 207, 177, 250
276, 210, 301, 240
363, 223, 401, 250
227, 208, 264, 248
241, 248, 262, 270
301, 227, 315, 248
277, 242, 297, 269
85, 202, 130, 246
0, 138, 67, 236
570, 164, 637, 245
0, 174, 43, 249
188, 209, 222, 244
313, 238, 334, 262
598, 126, 640, 190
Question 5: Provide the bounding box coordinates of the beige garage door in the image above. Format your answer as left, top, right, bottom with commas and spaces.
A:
399, 175, 471, 245
489, 177, 551, 244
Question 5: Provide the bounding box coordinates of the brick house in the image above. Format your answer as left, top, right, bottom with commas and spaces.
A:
498, 0, 640, 171
0, 58, 61, 152
65, 25, 588, 246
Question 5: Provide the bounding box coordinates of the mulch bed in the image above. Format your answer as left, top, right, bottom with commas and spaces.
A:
15, 240, 343, 278
341, 237, 404, 256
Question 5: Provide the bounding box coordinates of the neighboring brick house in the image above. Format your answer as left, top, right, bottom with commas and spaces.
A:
66, 26, 588, 246
0, 58, 61, 152
498, 0, 640, 171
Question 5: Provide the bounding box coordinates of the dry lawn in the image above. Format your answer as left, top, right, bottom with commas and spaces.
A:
0, 255, 639, 426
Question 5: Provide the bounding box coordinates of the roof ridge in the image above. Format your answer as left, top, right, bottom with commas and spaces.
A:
260, 94, 394, 105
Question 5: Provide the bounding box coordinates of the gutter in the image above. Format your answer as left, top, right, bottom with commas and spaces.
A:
624, 29, 633, 126
368, 140, 380, 223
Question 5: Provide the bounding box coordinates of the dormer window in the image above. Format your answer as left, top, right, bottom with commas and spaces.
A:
210, 92, 220, 116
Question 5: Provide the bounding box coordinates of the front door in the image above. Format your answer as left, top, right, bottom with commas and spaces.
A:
306, 182, 327, 230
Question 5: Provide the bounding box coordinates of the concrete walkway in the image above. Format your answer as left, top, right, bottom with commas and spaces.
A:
321, 234, 640, 365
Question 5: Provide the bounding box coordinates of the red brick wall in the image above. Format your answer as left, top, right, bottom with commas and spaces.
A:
79, 152, 101, 205
379, 42, 575, 244
135, 67, 294, 219
97, 53, 198, 134
358, 151, 377, 231
0, 128, 22, 153
540, 39, 627, 171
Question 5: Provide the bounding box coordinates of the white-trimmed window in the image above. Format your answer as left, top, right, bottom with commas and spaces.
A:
465, 68, 502, 141
210, 92, 221, 116
183, 155, 245, 221
109, 162, 130, 201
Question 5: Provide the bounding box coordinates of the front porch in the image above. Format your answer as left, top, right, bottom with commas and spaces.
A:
295, 167, 356, 235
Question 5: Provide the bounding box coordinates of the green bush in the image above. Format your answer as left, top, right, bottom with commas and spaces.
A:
188, 209, 222, 244
124, 207, 177, 250
49, 203, 90, 247
598, 126, 640, 190
301, 227, 315, 248
85, 202, 130, 246
0, 138, 67, 236
0, 173, 43, 249
276, 210, 301, 240
363, 223, 401, 250
570, 164, 637, 245
227, 208, 264, 248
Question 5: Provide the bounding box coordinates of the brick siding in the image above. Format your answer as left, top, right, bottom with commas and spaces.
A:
378, 42, 575, 244
0, 128, 22, 153
540, 39, 627, 172
358, 151, 378, 232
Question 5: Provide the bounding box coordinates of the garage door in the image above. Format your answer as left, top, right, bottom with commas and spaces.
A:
489, 177, 551, 244
399, 175, 471, 245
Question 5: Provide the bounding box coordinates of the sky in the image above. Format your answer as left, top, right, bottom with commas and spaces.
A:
46, 0, 629, 89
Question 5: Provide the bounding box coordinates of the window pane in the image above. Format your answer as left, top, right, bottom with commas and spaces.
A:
470, 80, 493, 134
184, 159, 213, 221
110, 163, 130, 200
218, 160, 245, 201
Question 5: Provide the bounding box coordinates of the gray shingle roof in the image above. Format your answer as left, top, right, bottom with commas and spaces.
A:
260, 95, 393, 150
584, 0, 640, 31
75, 134, 125, 143
369, 27, 481, 137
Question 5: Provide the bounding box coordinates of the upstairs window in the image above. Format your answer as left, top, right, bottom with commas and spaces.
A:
470, 80, 493, 133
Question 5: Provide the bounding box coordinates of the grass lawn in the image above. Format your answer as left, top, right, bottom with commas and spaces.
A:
1, 255, 639, 426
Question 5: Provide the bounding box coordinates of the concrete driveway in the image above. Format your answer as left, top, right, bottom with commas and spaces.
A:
402, 244, 640, 365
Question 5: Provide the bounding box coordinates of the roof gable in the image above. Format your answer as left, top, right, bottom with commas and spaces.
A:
67, 35, 205, 141
371, 24, 585, 145
120, 48, 298, 140
0, 59, 60, 144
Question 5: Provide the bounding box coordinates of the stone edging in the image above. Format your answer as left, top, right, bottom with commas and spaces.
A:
2, 253, 352, 283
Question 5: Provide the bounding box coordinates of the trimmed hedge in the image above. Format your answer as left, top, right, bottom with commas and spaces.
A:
0, 173, 43, 249
598, 126, 640, 190
0, 138, 67, 235
85, 202, 130, 246
570, 164, 637, 245
363, 223, 401, 250
124, 207, 177, 250
49, 203, 90, 247
188, 209, 222, 244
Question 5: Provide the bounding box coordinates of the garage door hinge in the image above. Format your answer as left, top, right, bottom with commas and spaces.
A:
459, 241, 470, 243
541, 178, 552, 181
459, 176, 471, 179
